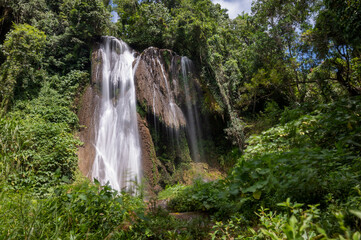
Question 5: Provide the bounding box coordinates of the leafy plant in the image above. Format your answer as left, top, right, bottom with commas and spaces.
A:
0, 23, 47, 110
0, 180, 145, 239
0, 85, 80, 193
210, 199, 361, 240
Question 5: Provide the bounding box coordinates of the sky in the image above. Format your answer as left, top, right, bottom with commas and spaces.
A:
212, 0, 253, 19
109, 0, 119, 22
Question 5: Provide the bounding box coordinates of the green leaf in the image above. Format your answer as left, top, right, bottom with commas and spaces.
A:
260, 228, 283, 240
243, 180, 267, 193
94, 178, 100, 185
350, 209, 361, 219
316, 225, 327, 236
79, 194, 87, 201
353, 232, 361, 240
253, 190, 262, 200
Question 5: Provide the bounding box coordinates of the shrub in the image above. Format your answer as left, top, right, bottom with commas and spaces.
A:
0, 85, 80, 193
0, 23, 47, 110
210, 199, 361, 240
0, 181, 145, 239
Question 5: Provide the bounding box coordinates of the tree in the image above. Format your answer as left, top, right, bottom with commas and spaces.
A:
60, 0, 111, 44
0, 24, 47, 111
311, 0, 361, 96
123, 2, 172, 50
114, 0, 139, 37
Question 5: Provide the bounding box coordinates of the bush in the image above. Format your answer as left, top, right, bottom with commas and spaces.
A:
0, 181, 145, 239
166, 97, 361, 231
210, 199, 361, 240
166, 179, 237, 218
0, 85, 80, 193
229, 148, 361, 207
227, 97, 361, 209
120, 207, 210, 239
0, 23, 47, 110
50, 70, 89, 105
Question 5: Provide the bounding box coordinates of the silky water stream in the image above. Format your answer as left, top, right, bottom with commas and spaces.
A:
92, 37, 141, 192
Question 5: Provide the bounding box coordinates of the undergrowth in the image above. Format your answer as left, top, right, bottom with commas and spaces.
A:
163, 97, 361, 238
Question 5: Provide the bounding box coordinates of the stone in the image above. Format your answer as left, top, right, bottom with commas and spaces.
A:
134, 47, 186, 130
78, 41, 206, 192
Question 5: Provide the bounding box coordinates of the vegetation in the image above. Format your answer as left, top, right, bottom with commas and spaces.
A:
0, 179, 146, 239
0, 0, 360, 239
166, 97, 361, 236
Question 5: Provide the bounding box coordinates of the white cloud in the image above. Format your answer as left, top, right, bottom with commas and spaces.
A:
212, 0, 253, 19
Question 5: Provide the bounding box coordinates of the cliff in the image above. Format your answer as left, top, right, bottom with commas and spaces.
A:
78, 40, 204, 189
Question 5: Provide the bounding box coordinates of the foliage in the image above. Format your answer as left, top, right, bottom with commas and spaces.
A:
309, 0, 361, 96
0, 0, 109, 192
167, 97, 361, 236
116, 2, 172, 50
244, 96, 361, 156
0, 180, 145, 239
166, 179, 238, 219
230, 97, 361, 210
118, 207, 210, 239
60, 0, 111, 44
1, 0, 112, 74
0, 23, 46, 110
0, 85, 80, 193
158, 183, 188, 200
0, 180, 211, 240
50, 70, 89, 105
211, 199, 361, 240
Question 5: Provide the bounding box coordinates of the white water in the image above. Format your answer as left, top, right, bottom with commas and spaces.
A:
181, 57, 203, 162
92, 37, 141, 192
152, 83, 158, 133
157, 58, 179, 129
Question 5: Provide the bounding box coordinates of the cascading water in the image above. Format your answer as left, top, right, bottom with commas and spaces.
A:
153, 55, 181, 147
157, 58, 179, 129
152, 84, 158, 133
92, 37, 141, 192
181, 57, 203, 162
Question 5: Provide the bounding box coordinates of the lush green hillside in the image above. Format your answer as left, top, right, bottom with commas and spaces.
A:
0, 0, 360, 239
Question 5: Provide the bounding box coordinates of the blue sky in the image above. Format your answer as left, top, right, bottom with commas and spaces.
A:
212, 0, 253, 18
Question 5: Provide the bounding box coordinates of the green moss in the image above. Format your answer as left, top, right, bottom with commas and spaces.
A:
177, 130, 192, 163
150, 140, 160, 185
136, 103, 147, 118
161, 50, 171, 70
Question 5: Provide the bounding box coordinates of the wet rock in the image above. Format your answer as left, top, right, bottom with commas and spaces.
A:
91, 44, 102, 85
134, 47, 186, 130
77, 86, 100, 177
137, 113, 169, 189
78, 41, 206, 192
77, 46, 102, 177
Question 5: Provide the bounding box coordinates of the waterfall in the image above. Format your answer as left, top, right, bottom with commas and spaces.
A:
92, 37, 141, 192
157, 58, 179, 129
181, 57, 203, 162
154, 55, 181, 147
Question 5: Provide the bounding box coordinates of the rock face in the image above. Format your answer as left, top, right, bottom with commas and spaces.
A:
134, 47, 186, 130
78, 41, 204, 189
77, 86, 99, 176
137, 113, 169, 190
77, 45, 102, 177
